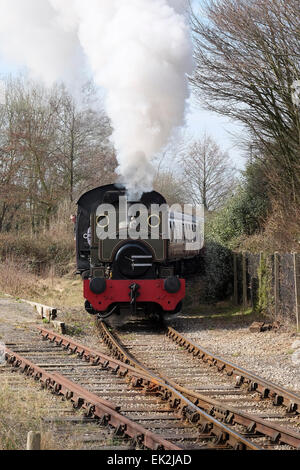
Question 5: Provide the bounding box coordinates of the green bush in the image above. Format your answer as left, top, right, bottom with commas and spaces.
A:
199, 241, 233, 302
206, 160, 270, 248
206, 187, 268, 248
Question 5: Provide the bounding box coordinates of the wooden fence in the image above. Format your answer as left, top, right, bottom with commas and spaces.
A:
233, 252, 300, 328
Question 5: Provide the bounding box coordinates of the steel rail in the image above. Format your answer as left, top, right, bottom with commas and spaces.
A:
98, 322, 300, 450
170, 383, 300, 449
0, 344, 181, 451
36, 325, 261, 450
166, 327, 300, 414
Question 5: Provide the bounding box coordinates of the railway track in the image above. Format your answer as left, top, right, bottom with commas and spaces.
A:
0, 329, 183, 450
96, 319, 300, 450
1, 314, 299, 451
0, 323, 260, 451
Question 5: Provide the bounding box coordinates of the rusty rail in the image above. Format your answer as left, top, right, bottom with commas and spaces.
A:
166, 327, 300, 414
97, 322, 300, 450
36, 325, 261, 450
1, 344, 181, 451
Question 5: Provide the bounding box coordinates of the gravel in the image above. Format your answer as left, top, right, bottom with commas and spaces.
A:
172, 312, 300, 393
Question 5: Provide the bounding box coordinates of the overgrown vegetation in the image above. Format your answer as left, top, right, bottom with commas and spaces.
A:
256, 253, 272, 314
198, 242, 233, 302
0, 260, 84, 307
0, 234, 74, 276
0, 194, 82, 305
205, 160, 271, 250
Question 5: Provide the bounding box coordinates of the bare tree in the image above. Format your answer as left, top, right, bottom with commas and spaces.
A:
190, 0, 300, 202
0, 76, 116, 233
182, 135, 236, 210
152, 131, 192, 205
153, 169, 188, 205
52, 84, 116, 202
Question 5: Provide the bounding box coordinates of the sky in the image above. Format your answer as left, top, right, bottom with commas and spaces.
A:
186, 97, 245, 170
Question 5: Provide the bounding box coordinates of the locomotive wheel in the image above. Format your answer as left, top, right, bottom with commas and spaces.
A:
84, 301, 98, 315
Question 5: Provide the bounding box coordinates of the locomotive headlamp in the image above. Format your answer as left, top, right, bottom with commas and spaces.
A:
148, 214, 161, 228
96, 214, 109, 229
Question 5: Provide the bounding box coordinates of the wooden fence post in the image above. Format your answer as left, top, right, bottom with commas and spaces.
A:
293, 253, 300, 331
274, 252, 280, 318
26, 431, 41, 450
242, 252, 247, 310
259, 252, 264, 285
233, 253, 238, 305
259, 251, 264, 309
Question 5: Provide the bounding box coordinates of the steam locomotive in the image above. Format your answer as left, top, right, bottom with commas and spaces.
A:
76, 184, 204, 320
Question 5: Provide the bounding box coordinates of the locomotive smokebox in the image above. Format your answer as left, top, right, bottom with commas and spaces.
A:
114, 242, 153, 279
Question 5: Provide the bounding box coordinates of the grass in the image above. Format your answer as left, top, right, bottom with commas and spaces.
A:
31, 277, 84, 308
184, 300, 255, 320
0, 258, 84, 308
0, 375, 81, 450
0, 233, 75, 277
65, 324, 84, 336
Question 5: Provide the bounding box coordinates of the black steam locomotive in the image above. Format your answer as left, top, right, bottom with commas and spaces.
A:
76, 184, 203, 320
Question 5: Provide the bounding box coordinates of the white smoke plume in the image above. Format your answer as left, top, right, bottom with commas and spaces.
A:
0, 0, 86, 87
0, 0, 193, 197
